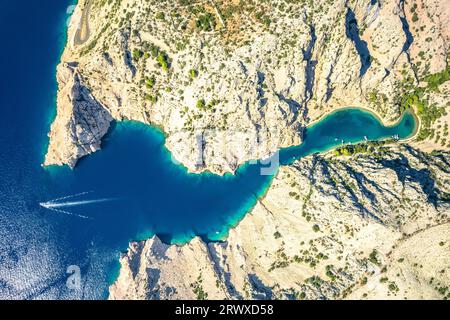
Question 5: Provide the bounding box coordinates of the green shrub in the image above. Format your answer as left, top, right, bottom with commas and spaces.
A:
196, 99, 206, 109
196, 13, 216, 31
155, 12, 165, 20
132, 49, 143, 60
145, 94, 158, 104
157, 53, 170, 72
145, 75, 156, 89
189, 69, 199, 78
369, 249, 380, 266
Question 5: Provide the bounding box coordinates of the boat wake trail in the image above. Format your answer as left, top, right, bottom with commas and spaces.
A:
41, 198, 114, 208
43, 191, 94, 204
40, 192, 117, 220
44, 207, 92, 220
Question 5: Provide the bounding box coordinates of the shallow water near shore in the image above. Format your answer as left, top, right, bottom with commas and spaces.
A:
0, 1, 416, 299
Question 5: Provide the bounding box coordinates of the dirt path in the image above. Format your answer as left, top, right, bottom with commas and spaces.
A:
74, 0, 92, 46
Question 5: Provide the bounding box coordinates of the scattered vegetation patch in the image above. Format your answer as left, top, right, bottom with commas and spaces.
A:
395, 67, 450, 141
368, 249, 381, 266
306, 276, 324, 288
191, 275, 208, 300
196, 13, 216, 32
132, 48, 143, 61
189, 69, 199, 78
333, 139, 394, 157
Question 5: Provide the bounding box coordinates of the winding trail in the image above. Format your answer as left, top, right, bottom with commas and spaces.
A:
74, 0, 92, 46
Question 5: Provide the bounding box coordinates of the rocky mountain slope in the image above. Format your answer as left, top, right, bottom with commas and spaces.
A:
109, 145, 450, 300
45, 0, 449, 174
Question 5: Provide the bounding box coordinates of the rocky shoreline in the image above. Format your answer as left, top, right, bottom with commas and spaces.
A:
109, 145, 450, 300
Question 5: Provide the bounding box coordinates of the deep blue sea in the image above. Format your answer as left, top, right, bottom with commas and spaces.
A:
0, 1, 416, 299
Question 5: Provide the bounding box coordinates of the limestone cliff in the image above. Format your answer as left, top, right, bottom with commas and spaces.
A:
110, 145, 450, 300
45, 63, 112, 168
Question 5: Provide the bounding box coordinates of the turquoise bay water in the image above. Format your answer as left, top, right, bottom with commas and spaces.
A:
0, 1, 416, 299
279, 108, 416, 164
